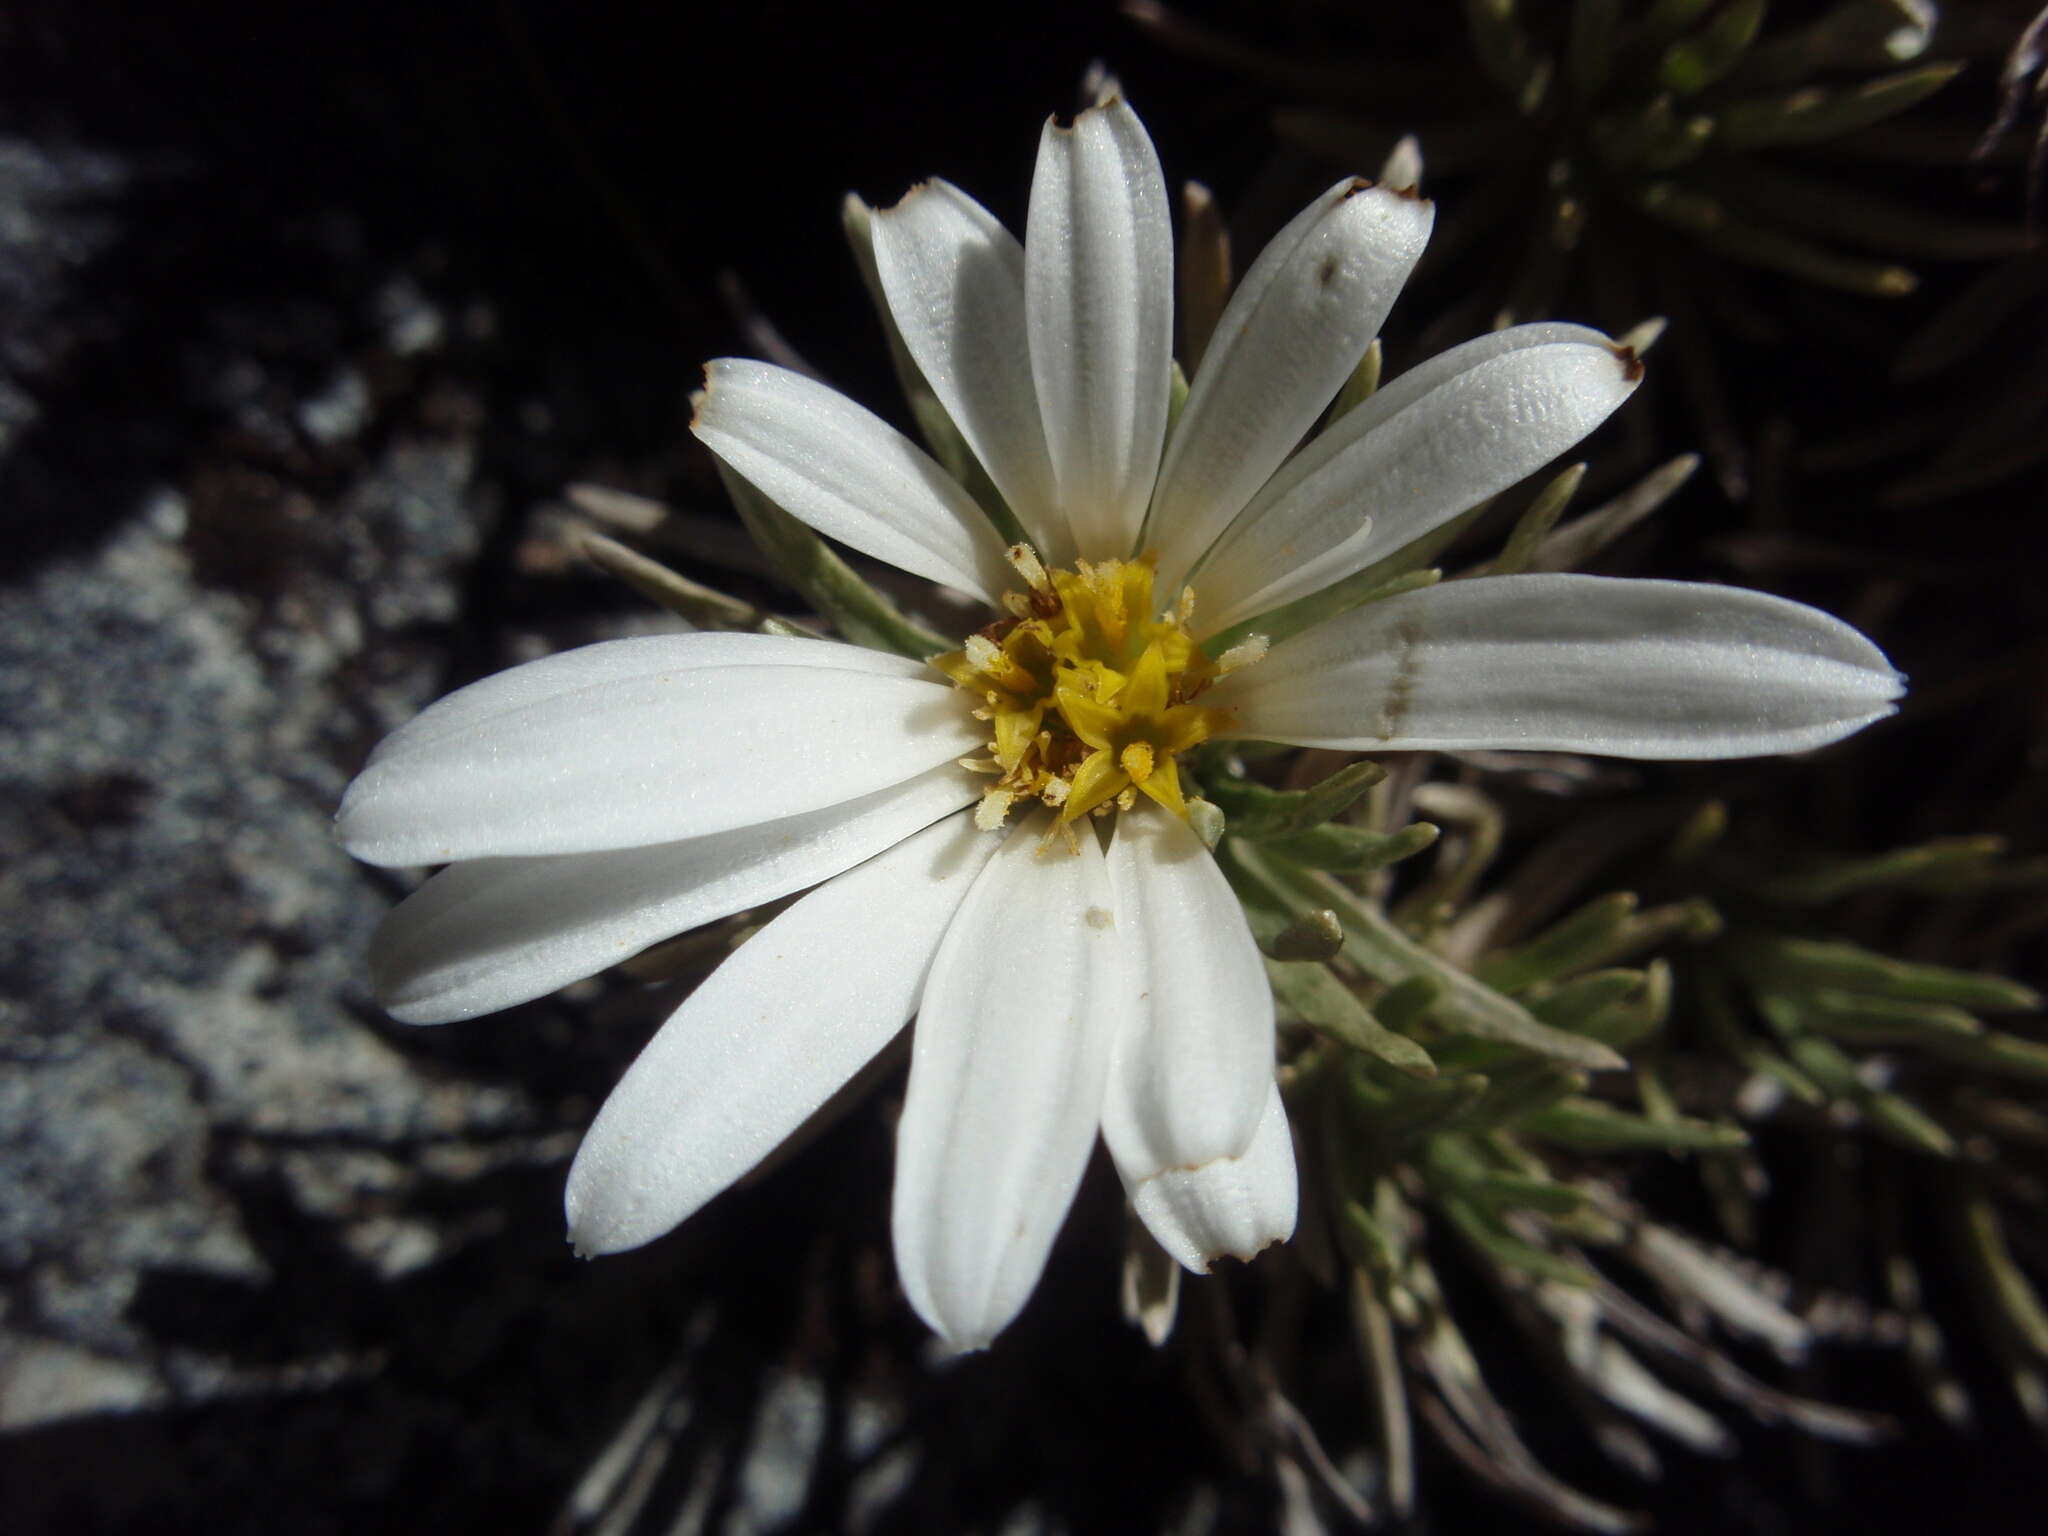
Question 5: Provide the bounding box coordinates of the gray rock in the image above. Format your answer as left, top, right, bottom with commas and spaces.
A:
0, 255, 564, 1429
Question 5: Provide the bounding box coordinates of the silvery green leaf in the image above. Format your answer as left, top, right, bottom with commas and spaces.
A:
1521, 1098, 1749, 1153
1200, 758, 1387, 840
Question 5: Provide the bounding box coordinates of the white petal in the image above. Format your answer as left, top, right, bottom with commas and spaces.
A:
1129, 1084, 1298, 1274
1194, 329, 1641, 635
355, 631, 926, 763
565, 811, 1000, 1255
870, 180, 1070, 563
1211, 574, 1904, 759
692, 358, 1015, 604
1100, 806, 1274, 1182
338, 638, 980, 864
370, 763, 980, 1024
1025, 98, 1174, 559
892, 813, 1125, 1350
1149, 179, 1433, 594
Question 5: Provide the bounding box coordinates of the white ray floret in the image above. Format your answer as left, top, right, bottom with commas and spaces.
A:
567, 812, 1002, 1257
1025, 99, 1175, 559
1099, 804, 1274, 1181
339, 633, 979, 865
1208, 575, 1903, 759
692, 358, 1018, 604
1192, 330, 1643, 635
892, 812, 1126, 1349
1127, 1084, 1300, 1274
869, 180, 1069, 562
370, 763, 979, 1024
1148, 176, 1432, 595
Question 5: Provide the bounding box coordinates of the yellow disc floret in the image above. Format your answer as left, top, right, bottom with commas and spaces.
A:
936, 546, 1234, 836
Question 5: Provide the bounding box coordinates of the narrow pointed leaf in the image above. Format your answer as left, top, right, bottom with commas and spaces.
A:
1716, 64, 1964, 151
1521, 1098, 1749, 1153
1659, 0, 1766, 95
1264, 819, 1441, 873
1231, 843, 1626, 1070
1636, 182, 1918, 295
1733, 935, 2041, 1012
1266, 958, 1438, 1078
1477, 893, 1640, 993
1200, 759, 1386, 840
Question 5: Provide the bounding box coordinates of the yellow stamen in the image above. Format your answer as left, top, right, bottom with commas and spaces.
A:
931, 551, 1231, 836
1006, 542, 1052, 595
975, 788, 1018, 830
1217, 634, 1269, 676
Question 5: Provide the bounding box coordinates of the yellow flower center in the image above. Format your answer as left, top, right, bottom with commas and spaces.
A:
935, 547, 1234, 834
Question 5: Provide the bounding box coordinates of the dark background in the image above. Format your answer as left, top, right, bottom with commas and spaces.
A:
2, 1, 2044, 1532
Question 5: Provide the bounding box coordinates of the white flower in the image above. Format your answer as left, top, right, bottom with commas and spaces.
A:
336, 99, 1901, 1352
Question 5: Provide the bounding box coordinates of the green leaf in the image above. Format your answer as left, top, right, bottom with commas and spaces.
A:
1528, 970, 1645, 1027
1716, 63, 1964, 151
1635, 181, 1918, 296
1480, 895, 1719, 993
1469, 1170, 1595, 1219
1589, 94, 1716, 171
1263, 819, 1442, 873
1178, 181, 1231, 374
1659, 0, 1767, 96
1800, 989, 1985, 1046
1461, 0, 1552, 114
1230, 843, 1626, 1071
1711, 170, 2033, 265
1510, 453, 1699, 574
1268, 959, 1438, 1077
1476, 892, 1640, 993
1165, 359, 1190, 447
1635, 1057, 1682, 1125
1521, 1097, 1749, 1153
1200, 759, 1387, 840
1735, 0, 1939, 86
1774, 1024, 1959, 1157
1531, 965, 1671, 1051
1697, 969, 1824, 1104
1346, 1058, 1496, 1150
1376, 974, 1445, 1035
1732, 935, 2041, 1013
1348, 1263, 1416, 1518
1764, 836, 2010, 905
1340, 1197, 1405, 1282
1393, 783, 1504, 933
1262, 909, 1346, 963
1441, 1193, 1596, 1286
1330, 337, 1383, 420
1460, 1061, 1590, 1129
1917, 1030, 2048, 1084
1487, 463, 1586, 577
1666, 799, 1728, 866
1962, 1192, 2048, 1359
577, 530, 797, 635
714, 461, 952, 659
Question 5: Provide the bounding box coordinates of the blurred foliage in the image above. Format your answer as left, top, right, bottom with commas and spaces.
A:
1125, 0, 2044, 501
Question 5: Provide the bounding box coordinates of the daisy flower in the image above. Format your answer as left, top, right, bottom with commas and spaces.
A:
336, 98, 1901, 1351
